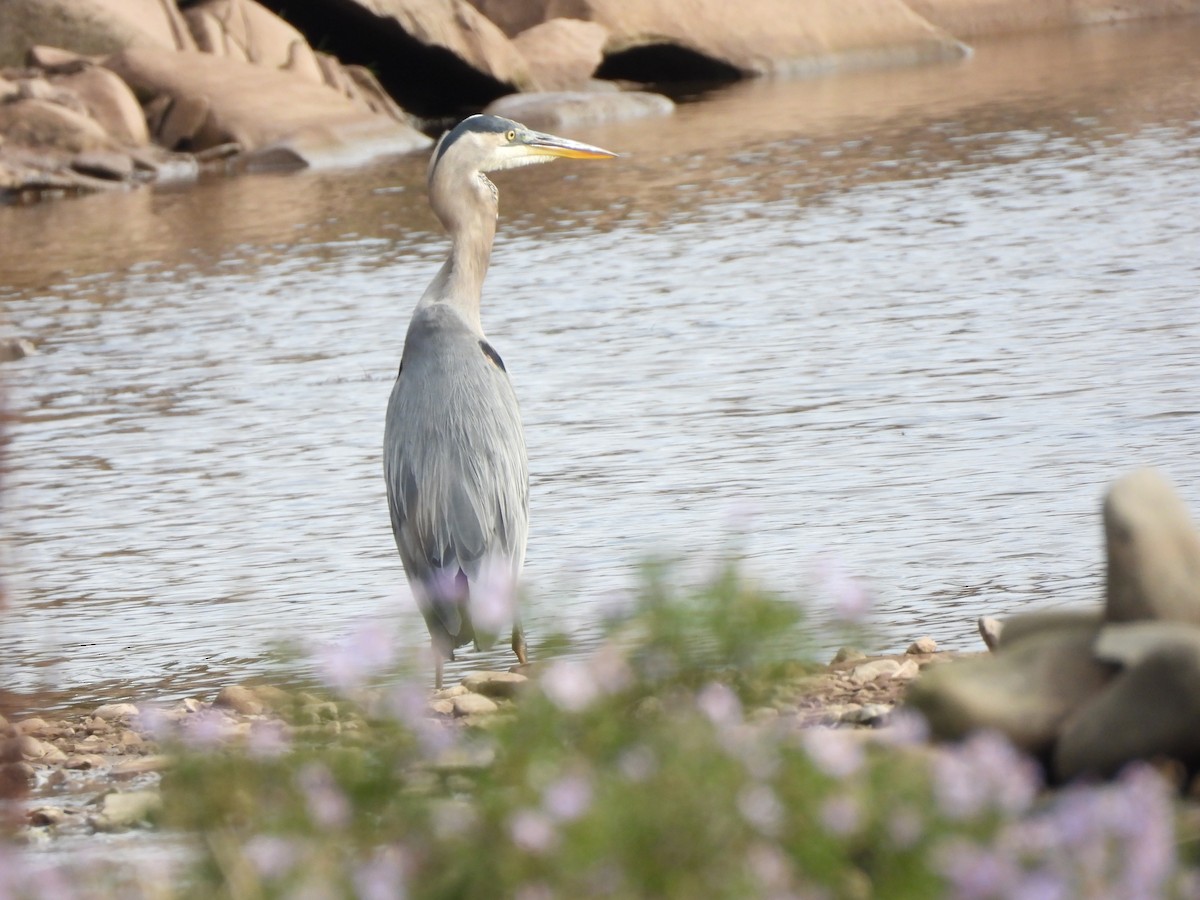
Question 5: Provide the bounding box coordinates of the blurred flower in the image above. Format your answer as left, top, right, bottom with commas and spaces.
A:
353, 846, 409, 900
617, 744, 657, 783
935, 839, 1017, 899
738, 782, 785, 837
243, 835, 300, 881
800, 728, 864, 780
541, 659, 601, 713
876, 708, 930, 746
432, 799, 478, 840
543, 772, 594, 822
246, 720, 290, 758
471, 557, 519, 637
816, 556, 872, 624
819, 794, 861, 838
514, 883, 555, 900
746, 841, 792, 893
311, 619, 399, 694
297, 763, 350, 831
696, 682, 743, 727
931, 731, 1038, 821
509, 809, 559, 855
181, 709, 235, 748
887, 806, 924, 850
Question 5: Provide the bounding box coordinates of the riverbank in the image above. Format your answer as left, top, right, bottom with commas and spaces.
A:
2, 0, 1200, 200
3, 637, 962, 842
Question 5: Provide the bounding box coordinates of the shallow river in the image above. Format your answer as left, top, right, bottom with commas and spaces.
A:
3, 22, 1200, 708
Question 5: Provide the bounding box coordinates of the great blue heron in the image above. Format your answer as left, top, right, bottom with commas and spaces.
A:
384, 114, 616, 688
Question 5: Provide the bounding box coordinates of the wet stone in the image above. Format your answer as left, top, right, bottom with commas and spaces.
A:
462, 670, 528, 698
832, 647, 867, 664
64, 754, 107, 770
16, 734, 47, 760
850, 659, 902, 684
214, 684, 266, 715
92, 703, 140, 721
907, 637, 938, 655
451, 693, 499, 717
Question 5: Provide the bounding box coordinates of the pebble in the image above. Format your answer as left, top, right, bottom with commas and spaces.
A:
14, 717, 49, 735
427, 699, 455, 717
91, 790, 161, 832
432, 685, 468, 700
831, 647, 867, 664
894, 659, 921, 680
17, 734, 47, 760
64, 754, 107, 770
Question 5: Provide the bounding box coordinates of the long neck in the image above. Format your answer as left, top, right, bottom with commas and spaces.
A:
419, 173, 498, 334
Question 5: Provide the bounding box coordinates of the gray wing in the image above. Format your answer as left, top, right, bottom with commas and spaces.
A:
383, 304, 529, 651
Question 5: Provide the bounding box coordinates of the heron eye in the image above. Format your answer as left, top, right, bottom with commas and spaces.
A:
505, 129, 516, 142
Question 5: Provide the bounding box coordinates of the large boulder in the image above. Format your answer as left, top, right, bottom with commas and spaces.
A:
541, 0, 969, 77
0, 99, 116, 154
0, 0, 194, 68
50, 65, 150, 146
184, 0, 326, 86
1104, 467, 1200, 624
1055, 638, 1200, 780
103, 47, 431, 164
905, 620, 1112, 754
513, 18, 609, 91
345, 0, 532, 89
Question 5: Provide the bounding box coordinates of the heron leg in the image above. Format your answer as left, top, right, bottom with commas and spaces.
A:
511, 620, 528, 667
434, 646, 444, 690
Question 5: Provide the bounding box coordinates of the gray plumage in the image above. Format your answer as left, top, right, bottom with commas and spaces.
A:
383, 114, 615, 687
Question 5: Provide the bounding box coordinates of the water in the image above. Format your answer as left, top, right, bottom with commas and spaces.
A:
3, 22, 1200, 709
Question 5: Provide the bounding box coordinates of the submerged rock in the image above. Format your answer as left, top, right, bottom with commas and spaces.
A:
485, 89, 673, 129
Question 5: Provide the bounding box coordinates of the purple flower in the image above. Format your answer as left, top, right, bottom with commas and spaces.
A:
311, 619, 399, 694
509, 809, 559, 855
181, 709, 235, 748
696, 682, 743, 727
296, 763, 351, 831
816, 556, 872, 624
801, 728, 864, 780
470, 557, 519, 637
887, 807, 924, 850
819, 794, 861, 838
243, 835, 301, 881
617, 745, 657, 783
353, 846, 409, 900
931, 731, 1039, 821
543, 772, 594, 822
541, 659, 601, 712
246, 720, 290, 758
738, 782, 785, 836
935, 839, 1018, 899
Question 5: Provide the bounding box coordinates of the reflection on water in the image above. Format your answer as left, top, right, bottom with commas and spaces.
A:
3, 23, 1200, 708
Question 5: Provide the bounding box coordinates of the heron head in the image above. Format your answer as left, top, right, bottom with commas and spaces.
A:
429, 114, 616, 185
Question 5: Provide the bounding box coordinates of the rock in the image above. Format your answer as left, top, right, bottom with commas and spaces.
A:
104, 47, 431, 163
462, 670, 528, 698
0, 98, 115, 153
465, 0, 552, 37
428, 743, 496, 774
1, 761, 38, 788
905, 0, 1196, 39
841, 703, 892, 726
995, 610, 1103, 650
484, 89, 673, 129
427, 699, 455, 716
850, 658, 902, 683
13, 717, 50, 735
214, 684, 266, 715
977, 615, 1003, 651
110, 755, 169, 777
1094, 621, 1200, 668
0, 338, 37, 361
64, 753, 108, 769
0, 0, 195, 68
16, 735, 48, 760
50, 65, 150, 145
28, 806, 70, 827
1056, 642, 1200, 780
184, 0, 326, 86
831, 647, 867, 665
907, 637, 938, 655
432, 685, 468, 700
893, 658, 921, 680
451, 693, 499, 717
91, 702, 140, 721
345, 0, 532, 90
552, 0, 968, 78
1104, 468, 1200, 624
27, 45, 93, 71
0, 76, 18, 102
906, 621, 1112, 753
15, 76, 89, 114
91, 789, 161, 831
513, 18, 609, 90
